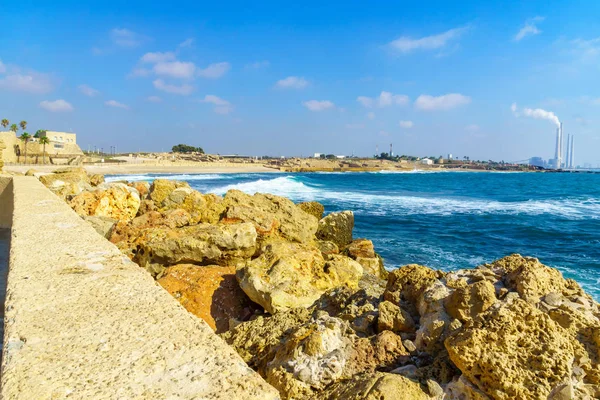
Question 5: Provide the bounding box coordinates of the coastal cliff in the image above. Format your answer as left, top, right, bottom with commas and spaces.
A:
39, 168, 600, 399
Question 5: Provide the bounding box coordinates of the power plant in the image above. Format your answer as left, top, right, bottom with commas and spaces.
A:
550, 122, 575, 169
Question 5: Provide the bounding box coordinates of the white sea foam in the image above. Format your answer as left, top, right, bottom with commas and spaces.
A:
213, 176, 600, 220
106, 173, 227, 182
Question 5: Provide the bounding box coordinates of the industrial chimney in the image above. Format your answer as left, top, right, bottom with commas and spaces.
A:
570, 135, 575, 168
554, 128, 561, 169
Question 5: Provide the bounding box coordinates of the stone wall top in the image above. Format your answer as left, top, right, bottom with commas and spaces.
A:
0, 176, 279, 399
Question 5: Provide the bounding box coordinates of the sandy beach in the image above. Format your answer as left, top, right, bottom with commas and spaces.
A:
4, 162, 277, 175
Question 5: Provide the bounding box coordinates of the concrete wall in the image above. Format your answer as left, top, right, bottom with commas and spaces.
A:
1, 177, 280, 399
0, 177, 12, 228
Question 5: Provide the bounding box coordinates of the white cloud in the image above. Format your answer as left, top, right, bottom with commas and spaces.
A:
0, 60, 5, 74
570, 37, 600, 59
111, 28, 142, 47
389, 26, 469, 53
399, 120, 414, 128
141, 51, 176, 63
146, 96, 161, 103
367, 112, 376, 120
201, 95, 233, 114
153, 61, 196, 79
511, 102, 560, 127
40, 99, 73, 112
105, 100, 129, 110
178, 38, 194, 48
153, 79, 194, 95
357, 91, 409, 108
129, 67, 152, 78
78, 84, 99, 97
0, 72, 53, 93
515, 17, 544, 42
197, 62, 231, 79
415, 93, 471, 110
276, 76, 309, 89
245, 60, 270, 69
303, 100, 335, 112
379, 91, 409, 106
357, 96, 374, 108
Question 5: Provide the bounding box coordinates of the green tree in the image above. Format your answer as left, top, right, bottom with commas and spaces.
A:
1, 119, 8, 129
39, 136, 50, 165
9, 124, 18, 133
20, 133, 31, 164
172, 144, 204, 153
19, 120, 27, 131
34, 129, 46, 139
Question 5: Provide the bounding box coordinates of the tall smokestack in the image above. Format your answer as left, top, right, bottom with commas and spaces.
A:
570, 135, 575, 168
554, 127, 561, 169
565, 133, 571, 168
559, 122, 564, 168
390, 143, 393, 157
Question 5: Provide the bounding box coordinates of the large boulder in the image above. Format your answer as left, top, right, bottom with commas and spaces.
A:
237, 241, 363, 314
157, 264, 260, 333
149, 179, 190, 205
223, 190, 318, 243
297, 201, 325, 220
265, 315, 354, 399
221, 308, 312, 372
89, 173, 105, 186
134, 222, 257, 275
317, 211, 354, 248
343, 239, 388, 279
69, 183, 141, 221
445, 299, 576, 400
318, 372, 429, 400
38, 168, 92, 199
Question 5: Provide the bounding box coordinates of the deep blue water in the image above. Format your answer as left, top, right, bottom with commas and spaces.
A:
108, 171, 600, 299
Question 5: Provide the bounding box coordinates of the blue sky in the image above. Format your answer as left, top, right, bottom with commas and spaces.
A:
1, 0, 599, 164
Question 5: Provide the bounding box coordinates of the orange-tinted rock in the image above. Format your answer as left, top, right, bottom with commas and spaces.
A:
157, 264, 261, 333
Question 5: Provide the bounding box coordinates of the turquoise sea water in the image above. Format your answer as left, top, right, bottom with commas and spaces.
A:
108, 171, 600, 299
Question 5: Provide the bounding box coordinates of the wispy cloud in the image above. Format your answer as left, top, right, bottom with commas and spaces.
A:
153, 79, 194, 95
357, 91, 409, 108
303, 100, 335, 111
40, 99, 73, 112
389, 26, 469, 54
570, 37, 600, 60
197, 62, 231, 79
78, 84, 99, 97
276, 76, 309, 89
129, 67, 152, 78
367, 112, 375, 120
399, 120, 414, 128
515, 16, 544, 42
466, 124, 480, 132
245, 60, 270, 70
105, 100, 130, 110
153, 61, 196, 79
178, 38, 194, 48
111, 28, 143, 47
0, 67, 53, 94
201, 95, 233, 114
140, 52, 176, 63
0, 60, 5, 74
415, 93, 471, 110
146, 96, 161, 103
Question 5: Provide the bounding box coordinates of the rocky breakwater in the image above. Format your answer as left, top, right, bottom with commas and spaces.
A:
39, 170, 600, 400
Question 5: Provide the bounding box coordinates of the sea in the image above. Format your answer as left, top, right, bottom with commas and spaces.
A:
107, 171, 600, 299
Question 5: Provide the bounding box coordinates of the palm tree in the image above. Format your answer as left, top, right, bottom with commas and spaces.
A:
39, 136, 50, 165
20, 133, 31, 164
19, 121, 27, 131
1, 119, 8, 129
34, 129, 46, 139
9, 124, 17, 133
